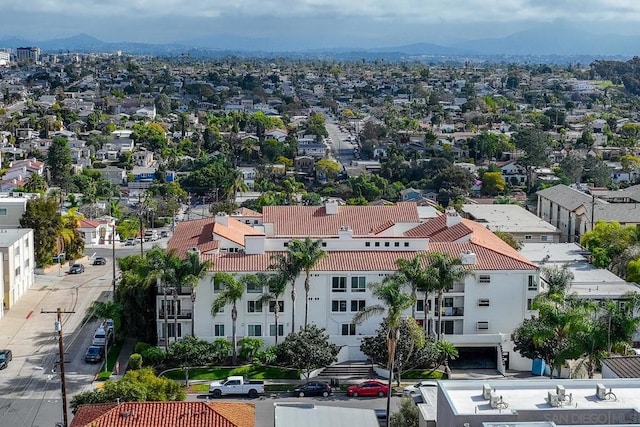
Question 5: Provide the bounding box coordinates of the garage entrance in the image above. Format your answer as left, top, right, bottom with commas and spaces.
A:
449, 346, 497, 369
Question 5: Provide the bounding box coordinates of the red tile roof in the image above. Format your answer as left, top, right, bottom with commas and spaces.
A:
234, 207, 262, 217
79, 219, 101, 229
167, 216, 263, 259
70, 401, 254, 427
262, 202, 420, 237
404, 215, 473, 242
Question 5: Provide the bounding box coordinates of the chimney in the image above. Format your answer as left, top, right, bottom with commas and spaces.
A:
325, 199, 339, 215
461, 250, 477, 265
338, 226, 353, 239
445, 207, 462, 228
215, 212, 229, 227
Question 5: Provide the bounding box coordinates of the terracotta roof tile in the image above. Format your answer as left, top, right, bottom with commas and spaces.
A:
262, 202, 420, 237
79, 219, 101, 229
234, 207, 262, 217
404, 216, 473, 242
71, 401, 253, 427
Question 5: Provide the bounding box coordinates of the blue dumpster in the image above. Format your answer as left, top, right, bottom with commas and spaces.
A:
532, 358, 546, 376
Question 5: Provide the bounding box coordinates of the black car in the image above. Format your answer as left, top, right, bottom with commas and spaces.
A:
69, 264, 85, 274
84, 346, 104, 363
0, 349, 13, 369
93, 257, 107, 266
293, 381, 332, 397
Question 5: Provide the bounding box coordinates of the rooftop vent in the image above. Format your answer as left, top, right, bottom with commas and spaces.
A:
482, 383, 492, 400
596, 384, 616, 401
461, 250, 477, 265
489, 391, 508, 410
547, 392, 560, 407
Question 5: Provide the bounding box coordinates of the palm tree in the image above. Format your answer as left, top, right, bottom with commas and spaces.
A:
541, 264, 574, 300
353, 275, 415, 427
87, 300, 123, 342
211, 272, 252, 365
177, 252, 212, 337
424, 252, 474, 341
257, 272, 288, 344
269, 250, 302, 333
288, 238, 327, 328
395, 254, 430, 320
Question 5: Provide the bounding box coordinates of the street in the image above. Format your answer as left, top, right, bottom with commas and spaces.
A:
324, 114, 356, 169
189, 393, 400, 427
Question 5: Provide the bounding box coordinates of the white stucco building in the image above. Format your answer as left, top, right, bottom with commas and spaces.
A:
164, 202, 540, 371
0, 228, 35, 317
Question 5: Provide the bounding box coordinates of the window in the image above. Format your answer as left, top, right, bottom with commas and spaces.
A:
528, 275, 538, 291
351, 277, 366, 292
524, 235, 532, 240
331, 300, 347, 312
321, 242, 327, 247
384, 242, 390, 247
24, 258, 29, 268
540, 235, 549, 242
269, 324, 284, 336
477, 321, 489, 330
332, 277, 347, 292
416, 299, 424, 312
350, 300, 366, 312
341, 323, 356, 336
365, 242, 371, 247
167, 323, 182, 338
527, 299, 533, 310
0, 208, 7, 216
247, 301, 263, 313
404, 242, 409, 247
394, 242, 400, 247
479, 275, 491, 284
246, 281, 262, 293
213, 282, 226, 293
269, 301, 284, 313
15, 246, 20, 256
478, 298, 490, 307
15, 266, 20, 277
374, 242, 380, 247
248, 324, 262, 336
214, 324, 225, 337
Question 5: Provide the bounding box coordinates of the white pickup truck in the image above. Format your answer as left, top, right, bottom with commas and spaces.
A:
209, 376, 265, 398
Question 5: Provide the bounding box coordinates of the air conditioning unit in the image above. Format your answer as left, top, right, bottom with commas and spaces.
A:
596, 383, 607, 400
489, 391, 500, 409
482, 383, 492, 400
548, 392, 560, 407
556, 385, 566, 400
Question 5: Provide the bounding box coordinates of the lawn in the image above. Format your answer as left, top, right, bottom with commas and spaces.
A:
95, 341, 124, 382
162, 365, 300, 381
401, 369, 445, 380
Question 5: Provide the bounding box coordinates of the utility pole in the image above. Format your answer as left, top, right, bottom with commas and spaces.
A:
109, 196, 117, 300
41, 307, 75, 427
138, 193, 144, 257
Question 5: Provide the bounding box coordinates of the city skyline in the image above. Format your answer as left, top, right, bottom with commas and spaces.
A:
4, 0, 640, 50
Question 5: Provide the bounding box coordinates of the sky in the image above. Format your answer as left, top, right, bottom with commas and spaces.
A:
4, 0, 640, 49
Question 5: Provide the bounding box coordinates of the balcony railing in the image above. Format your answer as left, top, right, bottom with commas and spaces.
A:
156, 286, 193, 295
447, 283, 465, 293
440, 307, 464, 317
158, 310, 193, 319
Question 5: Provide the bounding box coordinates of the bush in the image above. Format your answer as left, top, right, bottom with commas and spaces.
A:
141, 347, 166, 366
135, 342, 151, 354
92, 161, 107, 169
129, 353, 143, 370
238, 337, 264, 362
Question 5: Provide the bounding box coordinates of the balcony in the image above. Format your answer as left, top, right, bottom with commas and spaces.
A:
156, 286, 194, 295
447, 283, 465, 293
158, 310, 193, 320
440, 307, 464, 317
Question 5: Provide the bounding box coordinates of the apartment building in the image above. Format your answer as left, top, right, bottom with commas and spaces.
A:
164, 202, 540, 371
0, 228, 35, 317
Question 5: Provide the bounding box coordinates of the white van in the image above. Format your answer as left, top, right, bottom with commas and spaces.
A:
144, 230, 159, 241
92, 327, 111, 346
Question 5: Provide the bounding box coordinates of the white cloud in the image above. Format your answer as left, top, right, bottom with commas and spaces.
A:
7, 0, 640, 22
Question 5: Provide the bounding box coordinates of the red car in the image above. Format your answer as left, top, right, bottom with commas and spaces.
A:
346, 380, 389, 397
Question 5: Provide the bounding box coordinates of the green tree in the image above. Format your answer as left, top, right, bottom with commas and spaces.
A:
86, 300, 122, 341
390, 397, 419, 427
581, 221, 637, 273
211, 272, 253, 365
512, 128, 551, 191
238, 337, 264, 361
274, 325, 339, 379
47, 137, 73, 190
258, 272, 288, 345
129, 353, 143, 370
396, 254, 430, 319
20, 196, 63, 267
24, 174, 48, 193
316, 158, 341, 182
481, 171, 505, 196
270, 249, 303, 333
353, 275, 415, 425
166, 335, 219, 367
288, 238, 327, 328
494, 231, 523, 250
424, 252, 474, 340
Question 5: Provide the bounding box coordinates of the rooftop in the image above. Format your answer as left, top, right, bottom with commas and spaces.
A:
273, 403, 378, 427
461, 204, 559, 234
0, 228, 31, 246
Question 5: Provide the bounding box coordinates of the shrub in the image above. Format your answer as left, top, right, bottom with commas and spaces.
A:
129, 353, 143, 370
141, 347, 166, 366
135, 342, 151, 354
238, 337, 264, 362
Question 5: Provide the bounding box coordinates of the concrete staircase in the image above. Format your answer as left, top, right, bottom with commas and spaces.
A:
314, 361, 379, 382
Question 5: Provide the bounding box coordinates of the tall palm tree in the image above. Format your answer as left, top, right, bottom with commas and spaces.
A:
257, 272, 288, 344
424, 252, 474, 340
288, 238, 327, 328
396, 254, 430, 320
177, 252, 212, 337
353, 275, 415, 427
146, 248, 183, 349
211, 272, 252, 365
269, 250, 302, 333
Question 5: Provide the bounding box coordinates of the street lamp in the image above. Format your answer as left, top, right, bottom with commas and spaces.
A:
190, 289, 196, 337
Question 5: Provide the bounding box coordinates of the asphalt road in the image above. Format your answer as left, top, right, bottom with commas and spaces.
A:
189, 393, 400, 427
324, 115, 356, 169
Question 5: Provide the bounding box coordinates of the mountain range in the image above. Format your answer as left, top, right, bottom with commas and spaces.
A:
0, 24, 637, 59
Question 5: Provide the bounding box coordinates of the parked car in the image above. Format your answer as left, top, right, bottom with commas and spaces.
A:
103, 318, 114, 332
346, 380, 389, 397
0, 349, 13, 369
160, 230, 171, 238
92, 327, 112, 347
92, 257, 107, 266
209, 376, 264, 398
124, 239, 136, 246
69, 264, 85, 274
84, 346, 104, 363
293, 381, 332, 397
403, 380, 437, 396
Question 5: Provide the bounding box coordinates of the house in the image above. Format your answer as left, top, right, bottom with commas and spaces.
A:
399, 188, 424, 202
238, 167, 257, 190
132, 149, 154, 167
135, 105, 156, 119
0, 228, 34, 317
98, 167, 127, 186
165, 203, 540, 372
294, 156, 314, 177
78, 218, 117, 245
500, 161, 526, 185
461, 204, 560, 244
265, 128, 288, 142
435, 378, 640, 427
70, 401, 255, 427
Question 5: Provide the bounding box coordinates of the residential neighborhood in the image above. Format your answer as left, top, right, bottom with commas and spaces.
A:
3, 46, 640, 427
